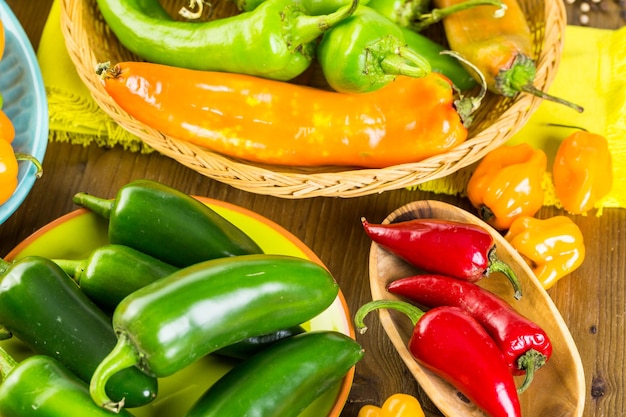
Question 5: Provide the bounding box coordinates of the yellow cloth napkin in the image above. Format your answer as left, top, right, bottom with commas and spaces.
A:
37, 1, 624, 208
36, 0, 151, 152
415, 25, 626, 212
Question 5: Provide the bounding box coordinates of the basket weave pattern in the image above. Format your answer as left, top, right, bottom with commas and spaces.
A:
60, 0, 566, 198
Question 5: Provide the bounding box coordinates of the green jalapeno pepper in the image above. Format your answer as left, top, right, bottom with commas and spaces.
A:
0, 346, 135, 417
0, 256, 158, 408
185, 331, 363, 417
317, 6, 431, 93
53, 244, 178, 312
73, 179, 263, 268
95, 0, 358, 81
90, 253, 339, 412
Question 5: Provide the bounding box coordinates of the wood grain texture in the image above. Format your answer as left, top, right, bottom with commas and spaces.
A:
1, 1, 625, 416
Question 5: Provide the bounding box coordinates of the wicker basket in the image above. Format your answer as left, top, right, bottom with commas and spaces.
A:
60, 0, 566, 198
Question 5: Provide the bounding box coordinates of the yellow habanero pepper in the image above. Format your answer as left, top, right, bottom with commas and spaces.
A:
467, 143, 547, 231
358, 393, 426, 417
504, 215, 585, 290
553, 131, 613, 215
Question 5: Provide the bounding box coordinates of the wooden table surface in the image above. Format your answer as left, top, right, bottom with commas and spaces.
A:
1, 1, 625, 416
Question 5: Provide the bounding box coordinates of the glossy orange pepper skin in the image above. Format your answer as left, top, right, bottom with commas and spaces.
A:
100, 62, 467, 168
358, 393, 426, 417
553, 131, 613, 215
0, 110, 15, 144
0, 139, 18, 205
467, 143, 547, 231
505, 215, 585, 289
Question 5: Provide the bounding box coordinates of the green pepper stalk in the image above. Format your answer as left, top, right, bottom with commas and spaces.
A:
185, 331, 364, 417
0, 257, 158, 408
317, 6, 431, 93
72, 179, 263, 268
0, 346, 135, 416
95, 0, 359, 81
89, 254, 340, 412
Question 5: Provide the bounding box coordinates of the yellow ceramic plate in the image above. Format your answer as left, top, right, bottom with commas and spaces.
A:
2, 197, 355, 417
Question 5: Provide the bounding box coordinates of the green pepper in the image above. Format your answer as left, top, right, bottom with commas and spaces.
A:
0, 346, 135, 417
185, 331, 363, 417
400, 26, 477, 91
95, 0, 358, 81
215, 325, 306, 360
317, 6, 431, 93
0, 257, 158, 408
365, 0, 504, 31
89, 254, 339, 412
73, 179, 263, 268
53, 244, 178, 312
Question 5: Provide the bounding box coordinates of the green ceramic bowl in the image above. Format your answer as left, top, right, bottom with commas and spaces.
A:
2, 197, 355, 417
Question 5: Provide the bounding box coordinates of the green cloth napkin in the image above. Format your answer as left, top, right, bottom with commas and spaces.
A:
37, 0, 625, 209
415, 25, 626, 213
36, 0, 151, 152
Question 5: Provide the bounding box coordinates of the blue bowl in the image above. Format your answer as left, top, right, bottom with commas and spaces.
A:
0, 0, 48, 224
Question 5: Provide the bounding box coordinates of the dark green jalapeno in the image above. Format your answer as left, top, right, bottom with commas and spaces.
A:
73, 179, 263, 268
215, 325, 306, 360
0, 346, 136, 417
317, 6, 431, 93
185, 331, 364, 417
95, 0, 358, 81
0, 257, 158, 408
53, 244, 178, 312
90, 254, 339, 412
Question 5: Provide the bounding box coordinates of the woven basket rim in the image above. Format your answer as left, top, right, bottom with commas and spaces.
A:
60, 0, 566, 198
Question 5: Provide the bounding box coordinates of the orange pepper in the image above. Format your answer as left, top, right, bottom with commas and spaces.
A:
0, 141, 43, 205
466, 143, 547, 231
0, 140, 18, 204
358, 393, 426, 417
553, 131, 613, 215
504, 215, 585, 290
98, 61, 467, 168
0, 109, 15, 144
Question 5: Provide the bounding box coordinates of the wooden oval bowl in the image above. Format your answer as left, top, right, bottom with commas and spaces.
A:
367, 200, 585, 417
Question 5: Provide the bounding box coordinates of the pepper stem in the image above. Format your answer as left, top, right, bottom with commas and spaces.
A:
516, 349, 547, 393
440, 50, 488, 127
72, 192, 114, 219
14, 153, 43, 179
487, 247, 523, 300
354, 299, 425, 333
293, 0, 359, 42
0, 345, 18, 380
90, 333, 139, 412
380, 45, 432, 79
500, 54, 583, 112
410, 0, 506, 32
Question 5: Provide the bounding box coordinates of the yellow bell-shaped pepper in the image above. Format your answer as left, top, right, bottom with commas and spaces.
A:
358, 393, 426, 417
467, 143, 547, 231
504, 215, 585, 289
553, 131, 613, 215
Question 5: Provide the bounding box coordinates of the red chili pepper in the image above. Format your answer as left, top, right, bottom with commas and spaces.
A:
361, 217, 522, 299
355, 299, 521, 417
387, 274, 552, 392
